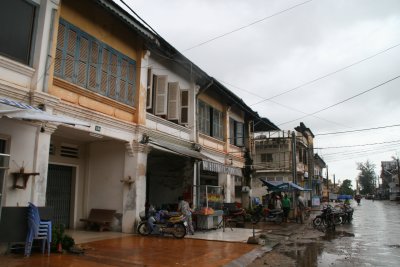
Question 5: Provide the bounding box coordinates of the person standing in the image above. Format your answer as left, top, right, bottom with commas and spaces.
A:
178, 196, 194, 235
282, 194, 291, 222
296, 192, 306, 223
274, 195, 282, 211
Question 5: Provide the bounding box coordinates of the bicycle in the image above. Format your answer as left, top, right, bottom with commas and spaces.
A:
215, 207, 246, 231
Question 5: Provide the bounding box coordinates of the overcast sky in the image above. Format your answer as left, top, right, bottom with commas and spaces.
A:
118, 0, 400, 188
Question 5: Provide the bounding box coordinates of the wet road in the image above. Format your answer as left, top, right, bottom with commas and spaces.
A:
318, 199, 400, 266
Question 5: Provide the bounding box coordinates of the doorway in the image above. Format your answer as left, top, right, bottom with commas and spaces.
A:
46, 164, 73, 228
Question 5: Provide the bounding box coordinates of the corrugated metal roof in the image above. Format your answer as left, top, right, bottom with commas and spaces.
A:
95, 0, 159, 46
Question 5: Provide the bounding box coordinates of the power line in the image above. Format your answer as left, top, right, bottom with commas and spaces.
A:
278, 74, 400, 126
182, 0, 314, 52
315, 123, 400, 136
315, 139, 400, 149
250, 42, 400, 106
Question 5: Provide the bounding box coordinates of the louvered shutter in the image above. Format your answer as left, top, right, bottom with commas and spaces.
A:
236, 121, 244, 146
77, 36, 89, 87
119, 58, 129, 102
212, 109, 222, 139
108, 53, 118, 99
65, 28, 77, 82
167, 82, 180, 120
146, 68, 153, 109
54, 23, 65, 76
88, 41, 99, 91
155, 75, 168, 115
180, 90, 189, 124
127, 61, 135, 106
229, 118, 235, 145
100, 48, 109, 95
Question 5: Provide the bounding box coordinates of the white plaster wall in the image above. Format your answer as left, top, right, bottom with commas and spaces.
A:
0, 118, 39, 206
87, 141, 124, 212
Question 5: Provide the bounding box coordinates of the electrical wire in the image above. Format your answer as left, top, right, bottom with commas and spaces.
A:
315, 139, 400, 150
278, 74, 400, 126
181, 0, 314, 52
250, 42, 400, 106
315, 123, 400, 136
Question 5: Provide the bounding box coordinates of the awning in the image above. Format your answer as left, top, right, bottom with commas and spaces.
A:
202, 160, 242, 177
148, 140, 242, 176
0, 98, 90, 127
259, 179, 310, 191
148, 140, 207, 161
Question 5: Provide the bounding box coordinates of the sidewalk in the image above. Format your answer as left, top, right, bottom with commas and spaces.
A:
0, 219, 312, 267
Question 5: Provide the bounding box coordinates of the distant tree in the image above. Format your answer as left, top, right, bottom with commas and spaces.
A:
338, 179, 354, 195
357, 160, 377, 195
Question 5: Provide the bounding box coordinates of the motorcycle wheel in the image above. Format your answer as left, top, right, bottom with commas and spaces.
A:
138, 222, 151, 236
334, 215, 343, 225
313, 216, 323, 228
172, 223, 186, 239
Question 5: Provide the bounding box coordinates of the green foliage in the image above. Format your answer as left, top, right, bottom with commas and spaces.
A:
357, 160, 377, 195
338, 179, 354, 195
52, 224, 75, 252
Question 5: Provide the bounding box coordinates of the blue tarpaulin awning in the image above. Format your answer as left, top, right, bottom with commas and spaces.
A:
337, 195, 353, 200
259, 178, 310, 192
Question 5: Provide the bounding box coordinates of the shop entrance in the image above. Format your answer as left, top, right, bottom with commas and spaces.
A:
146, 148, 194, 210
46, 164, 73, 228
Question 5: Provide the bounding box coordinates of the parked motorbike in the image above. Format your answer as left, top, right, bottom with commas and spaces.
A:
312, 205, 337, 231
250, 204, 283, 224
137, 209, 187, 239
336, 203, 353, 224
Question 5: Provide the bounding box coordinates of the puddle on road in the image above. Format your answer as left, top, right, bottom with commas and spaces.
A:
282, 230, 355, 266
322, 230, 355, 241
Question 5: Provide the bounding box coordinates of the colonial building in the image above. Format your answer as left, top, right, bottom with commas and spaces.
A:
0, 0, 266, 234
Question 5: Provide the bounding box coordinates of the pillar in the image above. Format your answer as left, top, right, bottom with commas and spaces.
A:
31, 124, 57, 206
121, 140, 149, 233
218, 173, 234, 203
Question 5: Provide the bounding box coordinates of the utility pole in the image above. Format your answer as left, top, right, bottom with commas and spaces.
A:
333, 174, 336, 191
291, 131, 297, 184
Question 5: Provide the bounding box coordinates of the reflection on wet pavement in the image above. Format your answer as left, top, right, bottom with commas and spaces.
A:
280, 200, 400, 266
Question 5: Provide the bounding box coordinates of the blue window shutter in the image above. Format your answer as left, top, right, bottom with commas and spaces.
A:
55, 19, 136, 107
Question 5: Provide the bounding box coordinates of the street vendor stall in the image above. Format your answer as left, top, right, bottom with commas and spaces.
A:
193, 185, 223, 230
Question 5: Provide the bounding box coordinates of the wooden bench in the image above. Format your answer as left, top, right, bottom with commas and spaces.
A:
80, 209, 116, 232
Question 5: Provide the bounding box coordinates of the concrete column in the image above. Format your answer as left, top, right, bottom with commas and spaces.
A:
121, 141, 149, 233
31, 124, 57, 206
218, 173, 234, 203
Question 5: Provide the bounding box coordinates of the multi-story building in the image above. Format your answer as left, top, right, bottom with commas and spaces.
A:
251, 123, 317, 204
0, 0, 265, 234
381, 160, 399, 200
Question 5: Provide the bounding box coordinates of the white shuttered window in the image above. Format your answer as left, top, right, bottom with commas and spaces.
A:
167, 82, 180, 120
154, 75, 168, 115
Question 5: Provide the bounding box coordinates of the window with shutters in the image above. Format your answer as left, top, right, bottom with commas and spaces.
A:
167, 82, 180, 120
180, 90, 189, 124
55, 19, 136, 106
154, 75, 168, 115
0, 0, 37, 65
229, 118, 245, 146
146, 68, 153, 109
198, 100, 223, 140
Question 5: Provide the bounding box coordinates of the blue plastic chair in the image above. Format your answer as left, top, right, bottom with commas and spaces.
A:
24, 202, 52, 257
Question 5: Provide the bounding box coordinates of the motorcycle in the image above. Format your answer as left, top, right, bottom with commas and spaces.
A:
250, 204, 283, 224
137, 209, 187, 239
312, 205, 337, 231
